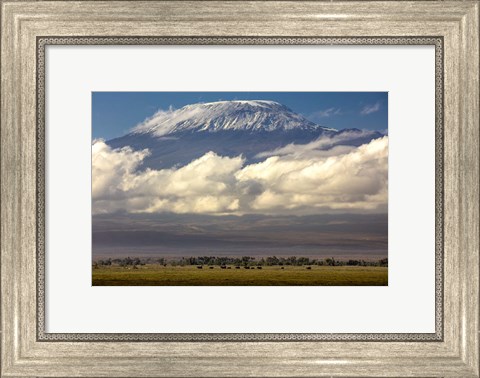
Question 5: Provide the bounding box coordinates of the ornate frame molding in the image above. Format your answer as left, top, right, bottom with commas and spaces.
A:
2, 2, 478, 376
35, 36, 444, 343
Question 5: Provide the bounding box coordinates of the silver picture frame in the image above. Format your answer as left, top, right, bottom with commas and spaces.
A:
1, 1, 478, 376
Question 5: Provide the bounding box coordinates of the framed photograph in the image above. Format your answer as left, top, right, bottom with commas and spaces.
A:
91, 91, 389, 287
1, 1, 478, 377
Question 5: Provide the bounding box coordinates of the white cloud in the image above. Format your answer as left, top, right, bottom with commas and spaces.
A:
131, 105, 186, 136
92, 136, 388, 215
308, 107, 342, 119
360, 102, 381, 115
256, 130, 376, 159
92, 142, 243, 214
238, 137, 387, 213
92, 140, 150, 201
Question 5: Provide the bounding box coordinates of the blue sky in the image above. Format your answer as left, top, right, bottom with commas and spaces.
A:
92, 92, 388, 140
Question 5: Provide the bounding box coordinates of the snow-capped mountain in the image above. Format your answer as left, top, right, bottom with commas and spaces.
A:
106, 100, 383, 169
132, 100, 336, 136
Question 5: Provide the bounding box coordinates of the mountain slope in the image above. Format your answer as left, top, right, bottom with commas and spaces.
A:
132, 100, 335, 136
106, 100, 382, 170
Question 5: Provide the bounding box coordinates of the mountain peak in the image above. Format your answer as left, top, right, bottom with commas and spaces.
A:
194, 100, 285, 108
132, 100, 333, 137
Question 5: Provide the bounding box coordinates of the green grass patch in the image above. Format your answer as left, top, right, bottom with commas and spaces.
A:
92, 265, 388, 286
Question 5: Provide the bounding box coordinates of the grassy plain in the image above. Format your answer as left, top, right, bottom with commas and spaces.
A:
92, 265, 388, 286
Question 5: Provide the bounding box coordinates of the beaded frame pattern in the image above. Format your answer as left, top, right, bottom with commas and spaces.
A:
36, 36, 443, 342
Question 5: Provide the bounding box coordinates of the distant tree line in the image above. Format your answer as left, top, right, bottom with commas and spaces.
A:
93, 256, 388, 268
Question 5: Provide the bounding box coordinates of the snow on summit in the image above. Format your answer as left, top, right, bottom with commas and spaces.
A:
132, 100, 331, 137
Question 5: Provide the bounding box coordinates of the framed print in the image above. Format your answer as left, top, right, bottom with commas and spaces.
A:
1, 1, 478, 377
91, 91, 389, 287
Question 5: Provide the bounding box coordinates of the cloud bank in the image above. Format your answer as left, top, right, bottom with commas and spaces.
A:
256, 130, 378, 159
92, 136, 388, 215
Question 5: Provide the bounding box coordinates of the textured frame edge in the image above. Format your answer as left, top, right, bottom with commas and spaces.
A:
1, 1, 478, 377
35, 36, 444, 343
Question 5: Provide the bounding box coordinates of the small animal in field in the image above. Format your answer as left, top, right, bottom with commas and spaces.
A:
306, 266, 312, 270
235, 266, 240, 269
209, 266, 214, 269
257, 266, 262, 269
281, 267, 285, 270
221, 265, 227, 269
227, 267, 232, 269
244, 266, 250, 269
163, 264, 167, 267
197, 266, 203, 269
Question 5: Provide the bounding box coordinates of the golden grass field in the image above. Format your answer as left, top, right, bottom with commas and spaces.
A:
92, 264, 388, 286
